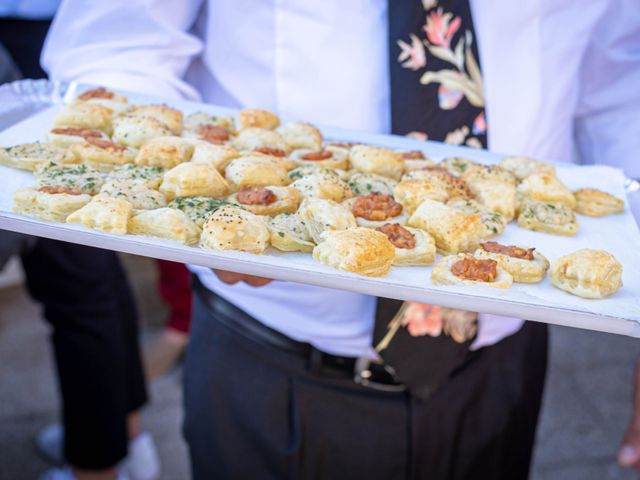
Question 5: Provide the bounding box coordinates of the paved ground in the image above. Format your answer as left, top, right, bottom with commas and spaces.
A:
0, 254, 638, 480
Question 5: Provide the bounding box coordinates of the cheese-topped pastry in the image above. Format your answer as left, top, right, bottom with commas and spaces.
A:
439, 157, 481, 176
348, 172, 397, 196
160, 162, 229, 200
446, 197, 507, 239
461, 164, 518, 186
190, 142, 240, 173
169, 196, 229, 227
53, 103, 114, 134
550, 249, 623, 299
184, 111, 236, 135
517, 173, 576, 209
106, 165, 166, 189
573, 188, 624, 217
399, 150, 435, 172
75, 87, 129, 113
227, 185, 301, 216
298, 197, 357, 243
276, 122, 322, 150
2, 143, 78, 171
475, 241, 549, 283
408, 199, 482, 254
268, 212, 315, 253
349, 145, 405, 180
128, 207, 200, 245
13, 186, 91, 222
402, 167, 473, 199
290, 146, 349, 170
72, 138, 137, 172
517, 199, 578, 236
225, 156, 290, 189
288, 165, 344, 182
127, 104, 183, 135
375, 223, 436, 266
66, 194, 132, 234
100, 180, 167, 210
48, 127, 110, 147
313, 227, 395, 277
134, 136, 194, 168
393, 179, 449, 214
36, 163, 104, 195
238, 108, 280, 130
200, 204, 270, 254
431, 254, 513, 289
343, 193, 409, 228
499, 155, 556, 181
290, 172, 352, 202
232, 127, 287, 152
112, 115, 173, 148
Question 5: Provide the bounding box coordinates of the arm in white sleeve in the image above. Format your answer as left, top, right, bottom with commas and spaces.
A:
41, 0, 205, 100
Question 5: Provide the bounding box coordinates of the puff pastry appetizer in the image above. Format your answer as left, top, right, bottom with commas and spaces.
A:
343, 193, 409, 228
134, 136, 194, 169
460, 164, 518, 186
499, 156, 556, 181
128, 207, 201, 244
550, 249, 623, 299
232, 127, 288, 153
106, 165, 166, 189
277, 122, 322, 150
75, 87, 129, 113
112, 114, 173, 148
431, 254, 513, 289
439, 157, 480, 176
573, 188, 624, 217
446, 198, 507, 239
227, 185, 301, 216
184, 111, 236, 135
190, 142, 240, 173
72, 138, 137, 171
2, 143, 78, 171
375, 223, 436, 266
100, 180, 167, 210
517, 173, 576, 209
200, 204, 270, 254
160, 162, 229, 200
66, 194, 132, 234
349, 145, 406, 181
464, 177, 516, 221
400, 150, 435, 171
169, 196, 229, 227
48, 127, 109, 147
288, 165, 345, 182
313, 227, 395, 277
225, 156, 289, 189
475, 241, 549, 283
13, 186, 91, 222
36, 163, 104, 195
402, 167, 473, 199
238, 108, 280, 130
298, 197, 357, 243
127, 104, 183, 135
517, 199, 578, 236
393, 179, 449, 214
290, 172, 352, 202
290, 146, 349, 170
53, 103, 114, 134
408, 199, 482, 254
268, 212, 315, 253
347, 172, 396, 196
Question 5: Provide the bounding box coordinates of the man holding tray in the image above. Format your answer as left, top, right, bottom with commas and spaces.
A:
42, 0, 640, 479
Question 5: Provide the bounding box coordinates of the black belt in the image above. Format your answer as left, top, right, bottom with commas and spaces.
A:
193, 277, 406, 392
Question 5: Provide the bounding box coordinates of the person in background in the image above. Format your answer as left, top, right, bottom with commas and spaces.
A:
0, 3, 159, 480
42, 0, 640, 479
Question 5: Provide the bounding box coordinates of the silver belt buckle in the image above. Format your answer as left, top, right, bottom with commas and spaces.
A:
353, 358, 406, 392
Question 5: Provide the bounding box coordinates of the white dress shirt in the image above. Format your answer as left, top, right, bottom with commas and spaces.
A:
42, 0, 640, 356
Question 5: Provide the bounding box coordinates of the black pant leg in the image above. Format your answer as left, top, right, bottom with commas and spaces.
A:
0, 18, 51, 78
21, 240, 148, 469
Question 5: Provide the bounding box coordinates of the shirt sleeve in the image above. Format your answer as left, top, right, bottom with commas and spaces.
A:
41, 0, 205, 100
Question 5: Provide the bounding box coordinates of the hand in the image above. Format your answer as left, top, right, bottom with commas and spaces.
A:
618, 357, 640, 469
213, 269, 273, 287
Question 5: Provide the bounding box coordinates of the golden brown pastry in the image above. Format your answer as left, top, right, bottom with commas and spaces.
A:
184, 111, 236, 134
276, 122, 322, 150
399, 150, 435, 171
375, 223, 436, 266
312, 227, 395, 277
446, 198, 507, 239
290, 172, 352, 202
75, 87, 129, 113
190, 142, 240, 173
431, 254, 513, 288
160, 162, 229, 200
225, 156, 290, 189
439, 157, 481, 176
13, 186, 91, 222
267, 212, 315, 253
290, 146, 349, 170
111, 114, 173, 148
517, 173, 576, 209
550, 249, 623, 299
47, 127, 110, 147
66, 194, 132, 234
53, 103, 114, 134
100, 180, 167, 210
499, 155, 556, 181
474, 241, 549, 283
134, 136, 194, 168
199, 204, 270, 254
460, 164, 518, 186
128, 207, 201, 244
343, 193, 409, 228
72, 138, 137, 172
298, 197, 357, 243
127, 104, 183, 135
393, 179, 449, 214
227, 185, 301, 216
402, 167, 473, 199
407, 199, 482, 254
232, 127, 287, 152
106, 165, 166, 189
464, 177, 516, 221
168, 196, 229, 227
36, 163, 104, 195
349, 145, 406, 180
348, 171, 397, 196
573, 188, 624, 217
517, 199, 578, 236
238, 108, 280, 130
2, 143, 78, 171
288, 165, 344, 182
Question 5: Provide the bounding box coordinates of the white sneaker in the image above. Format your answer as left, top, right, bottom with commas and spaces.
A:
38, 466, 129, 480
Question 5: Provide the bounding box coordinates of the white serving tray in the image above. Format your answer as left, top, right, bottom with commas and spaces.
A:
1, 81, 640, 338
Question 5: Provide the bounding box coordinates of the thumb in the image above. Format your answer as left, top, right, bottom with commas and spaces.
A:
618, 443, 640, 468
